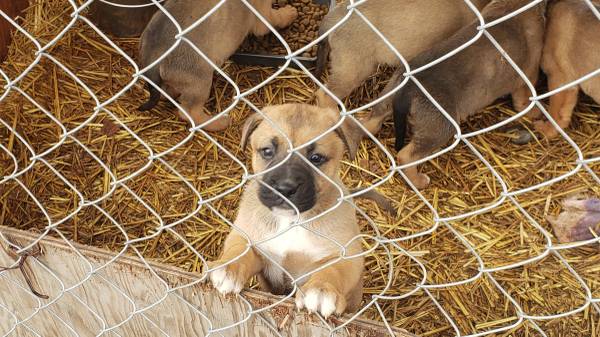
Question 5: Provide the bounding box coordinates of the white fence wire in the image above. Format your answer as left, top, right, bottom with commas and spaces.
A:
0, 0, 599, 336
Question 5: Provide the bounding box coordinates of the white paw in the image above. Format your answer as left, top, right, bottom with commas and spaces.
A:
296, 288, 338, 318
209, 266, 243, 295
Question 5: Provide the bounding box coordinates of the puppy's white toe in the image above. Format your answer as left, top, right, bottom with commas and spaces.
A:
319, 293, 337, 318
295, 293, 305, 310
210, 268, 226, 287
218, 275, 240, 294
298, 289, 337, 318
210, 267, 242, 295
303, 289, 321, 313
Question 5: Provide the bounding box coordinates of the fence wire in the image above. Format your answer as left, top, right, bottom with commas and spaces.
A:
0, 0, 599, 336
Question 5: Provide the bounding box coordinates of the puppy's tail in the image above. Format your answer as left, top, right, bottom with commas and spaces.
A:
138, 67, 162, 111
314, 35, 330, 80
393, 89, 411, 151
350, 188, 395, 215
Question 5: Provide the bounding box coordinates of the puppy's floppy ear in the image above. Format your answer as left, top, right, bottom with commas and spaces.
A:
241, 113, 263, 150
334, 118, 363, 160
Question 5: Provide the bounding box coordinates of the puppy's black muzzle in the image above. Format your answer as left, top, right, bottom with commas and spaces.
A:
259, 157, 316, 213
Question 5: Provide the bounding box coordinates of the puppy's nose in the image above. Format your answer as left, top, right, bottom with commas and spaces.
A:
273, 179, 300, 198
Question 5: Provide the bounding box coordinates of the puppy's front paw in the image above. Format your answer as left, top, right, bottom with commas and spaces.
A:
315, 89, 337, 108
207, 260, 248, 295
534, 120, 560, 139
296, 280, 346, 318
527, 105, 543, 120
279, 5, 298, 26
409, 172, 430, 189
203, 115, 231, 132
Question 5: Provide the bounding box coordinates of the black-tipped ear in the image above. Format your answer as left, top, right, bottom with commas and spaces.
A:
240, 113, 263, 150
334, 118, 363, 160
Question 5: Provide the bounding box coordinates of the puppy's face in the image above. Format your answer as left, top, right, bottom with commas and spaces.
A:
243, 104, 355, 214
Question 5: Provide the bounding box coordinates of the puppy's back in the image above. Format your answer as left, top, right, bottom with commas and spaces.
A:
400, 1, 544, 117
140, 0, 219, 66
408, 0, 542, 70
139, 0, 253, 68
320, 0, 488, 61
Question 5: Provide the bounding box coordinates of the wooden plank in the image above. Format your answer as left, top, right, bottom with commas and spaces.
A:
0, 226, 418, 337
0, 0, 28, 62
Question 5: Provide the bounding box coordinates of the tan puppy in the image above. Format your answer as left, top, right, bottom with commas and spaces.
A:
536, 0, 600, 138
208, 104, 364, 318
368, 0, 545, 189
139, 0, 297, 131
314, 0, 491, 108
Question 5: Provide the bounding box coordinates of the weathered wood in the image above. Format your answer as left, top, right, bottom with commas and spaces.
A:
0, 0, 28, 62
0, 226, 418, 337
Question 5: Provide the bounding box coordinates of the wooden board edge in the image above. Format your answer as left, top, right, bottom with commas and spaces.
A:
0, 226, 419, 337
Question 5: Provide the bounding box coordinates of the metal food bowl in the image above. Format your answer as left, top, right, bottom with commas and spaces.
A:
89, 0, 335, 69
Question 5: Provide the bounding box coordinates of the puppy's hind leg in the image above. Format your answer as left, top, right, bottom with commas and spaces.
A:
178, 76, 231, 131
397, 142, 431, 189
397, 107, 455, 189
315, 51, 377, 109
163, 84, 181, 102
512, 72, 541, 119
155, 83, 180, 108
507, 74, 540, 145
534, 69, 579, 139
361, 71, 404, 136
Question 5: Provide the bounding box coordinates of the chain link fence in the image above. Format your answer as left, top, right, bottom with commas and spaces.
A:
0, 0, 599, 336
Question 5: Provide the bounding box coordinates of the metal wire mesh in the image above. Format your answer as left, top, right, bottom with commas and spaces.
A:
0, 0, 599, 336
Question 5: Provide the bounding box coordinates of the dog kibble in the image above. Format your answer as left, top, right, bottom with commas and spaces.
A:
238, 0, 329, 58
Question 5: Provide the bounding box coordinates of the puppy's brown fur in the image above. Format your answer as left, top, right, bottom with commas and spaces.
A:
208, 104, 364, 318
536, 0, 600, 138
314, 0, 491, 108
368, 0, 546, 189
139, 0, 297, 131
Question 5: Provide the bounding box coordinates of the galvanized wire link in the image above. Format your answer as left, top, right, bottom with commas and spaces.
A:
0, 0, 599, 336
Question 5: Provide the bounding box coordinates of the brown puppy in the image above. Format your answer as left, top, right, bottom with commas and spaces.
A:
536, 0, 600, 138
314, 0, 491, 108
367, 0, 545, 189
208, 104, 364, 318
139, 0, 297, 131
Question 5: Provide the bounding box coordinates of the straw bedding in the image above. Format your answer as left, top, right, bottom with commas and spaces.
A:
1, 1, 599, 336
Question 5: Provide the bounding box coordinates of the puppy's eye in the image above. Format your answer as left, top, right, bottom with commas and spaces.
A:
260, 147, 274, 159
309, 153, 327, 165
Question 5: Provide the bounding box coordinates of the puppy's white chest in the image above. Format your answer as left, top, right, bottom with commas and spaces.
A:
258, 215, 328, 263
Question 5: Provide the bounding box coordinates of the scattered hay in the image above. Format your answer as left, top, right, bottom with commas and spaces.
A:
1, 1, 599, 337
